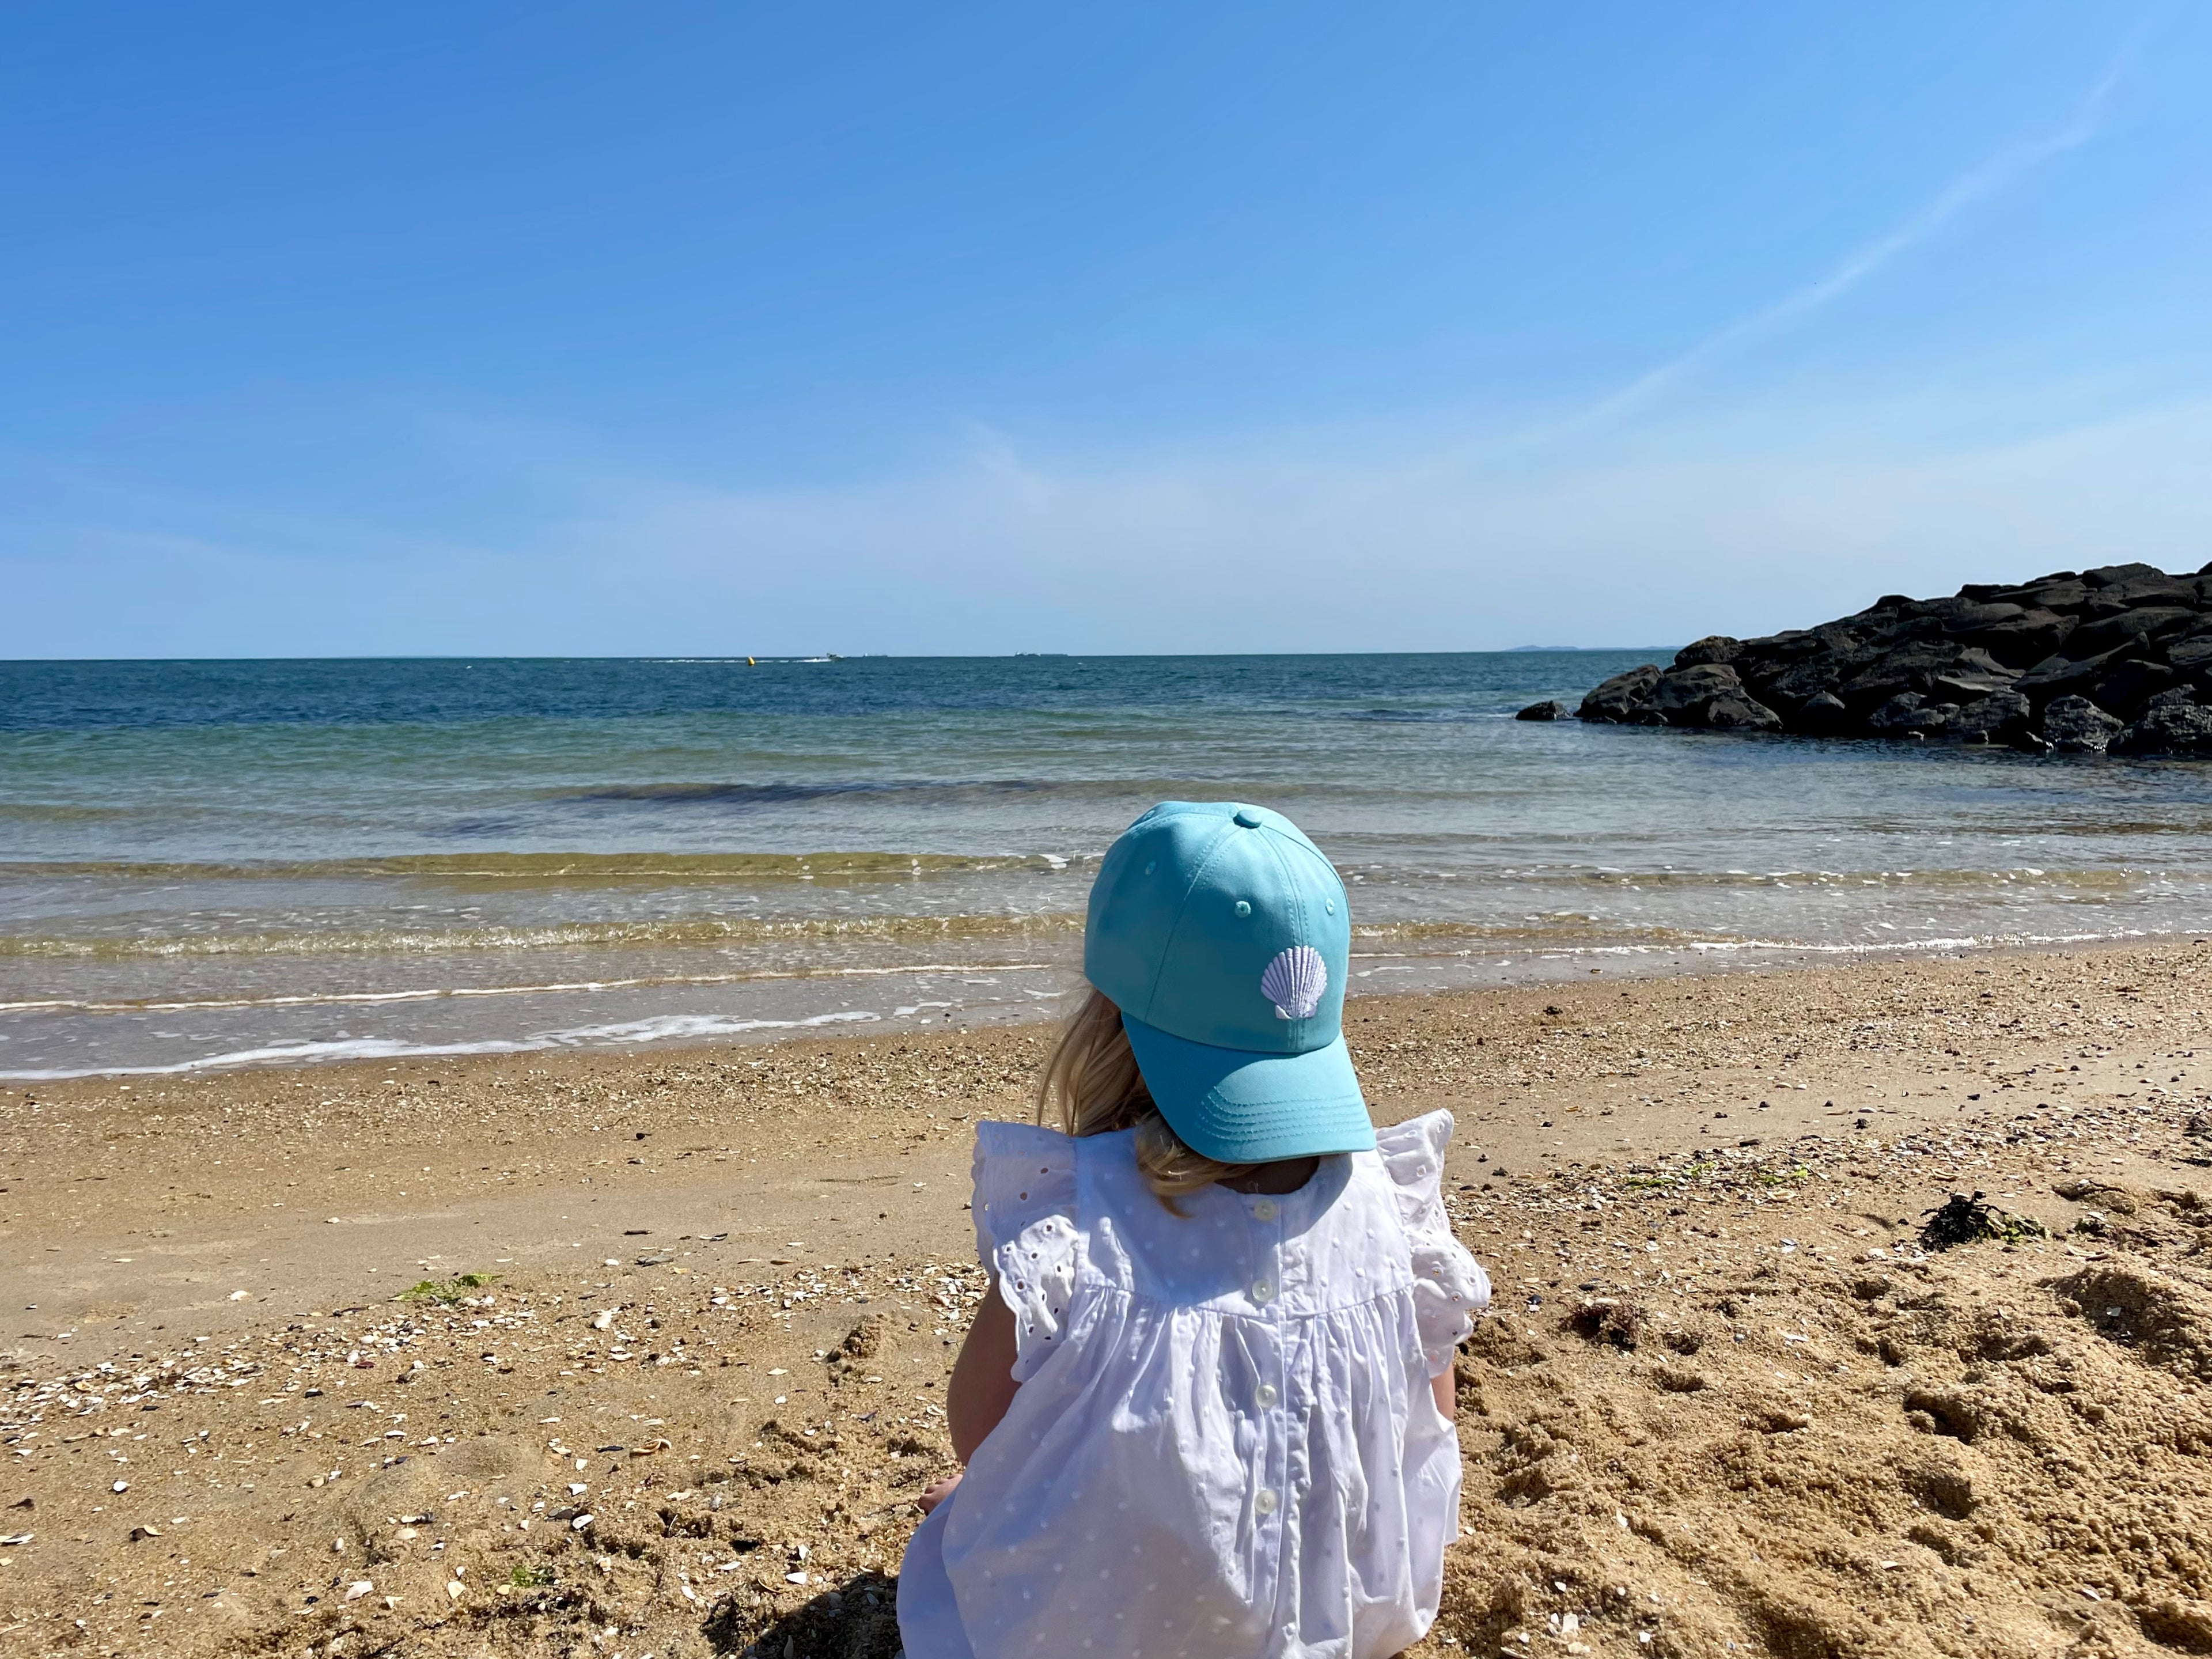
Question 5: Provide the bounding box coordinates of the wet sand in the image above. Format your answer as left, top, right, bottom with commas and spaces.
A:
4, 941, 2212, 1657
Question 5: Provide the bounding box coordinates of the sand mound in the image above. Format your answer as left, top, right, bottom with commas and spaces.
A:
2048, 1256, 2212, 1386
1434, 1171, 2212, 1658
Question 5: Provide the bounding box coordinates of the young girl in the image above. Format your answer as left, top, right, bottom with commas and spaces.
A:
898, 801, 1490, 1659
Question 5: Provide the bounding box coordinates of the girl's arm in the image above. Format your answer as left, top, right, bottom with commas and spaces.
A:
918, 1283, 1021, 1514
1432, 1367, 1456, 1421
948, 1281, 1021, 1462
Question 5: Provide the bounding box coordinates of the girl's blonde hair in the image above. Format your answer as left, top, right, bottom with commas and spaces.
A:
1038, 986, 1257, 1206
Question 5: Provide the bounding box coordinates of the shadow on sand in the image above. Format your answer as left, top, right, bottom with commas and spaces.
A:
703, 1568, 905, 1657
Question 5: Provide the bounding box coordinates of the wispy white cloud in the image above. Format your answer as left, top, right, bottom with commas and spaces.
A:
487, 387, 2212, 656
9, 377, 2211, 657
1540, 52, 2132, 442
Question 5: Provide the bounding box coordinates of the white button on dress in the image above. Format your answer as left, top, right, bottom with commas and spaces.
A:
897, 1109, 1491, 1659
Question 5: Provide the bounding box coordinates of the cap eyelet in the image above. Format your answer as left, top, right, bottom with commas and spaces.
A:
1234, 900, 1251, 918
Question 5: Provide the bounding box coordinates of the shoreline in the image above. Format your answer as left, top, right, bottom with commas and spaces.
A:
5, 936, 2212, 1655
3, 923, 2192, 1084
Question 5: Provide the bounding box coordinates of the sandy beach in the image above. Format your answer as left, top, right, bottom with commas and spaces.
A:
5, 941, 2212, 1657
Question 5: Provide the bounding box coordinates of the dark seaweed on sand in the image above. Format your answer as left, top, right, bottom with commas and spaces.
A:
1919, 1190, 2047, 1249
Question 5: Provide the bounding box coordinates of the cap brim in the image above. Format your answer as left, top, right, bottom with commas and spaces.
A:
1122, 1014, 1375, 1164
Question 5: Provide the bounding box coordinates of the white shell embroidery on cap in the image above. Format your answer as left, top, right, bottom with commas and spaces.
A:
1260, 945, 1327, 1020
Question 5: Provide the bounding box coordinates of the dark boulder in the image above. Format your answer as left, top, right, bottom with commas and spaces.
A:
2082, 579, 2199, 619
2008, 577, 2089, 612
2016, 644, 2135, 705
1756, 657, 1846, 710
1648, 662, 1745, 719
1515, 700, 1566, 722
2043, 695, 2124, 755
2168, 631, 2212, 678
2088, 562, 2199, 594
1867, 692, 1934, 736
2066, 607, 2198, 658
1957, 608, 2076, 668
1703, 690, 1783, 731
2113, 691, 2212, 757
2113, 695, 2212, 757
1577, 665, 1662, 722
1927, 673, 2020, 706
1672, 635, 1743, 668
2091, 659, 2178, 720
1950, 690, 2032, 745
1571, 660, 1781, 730
1938, 600, 2025, 634
1866, 692, 1969, 738
1836, 641, 2011, 711
1796, 690, 1852, 733
2081, 562, 2173, 589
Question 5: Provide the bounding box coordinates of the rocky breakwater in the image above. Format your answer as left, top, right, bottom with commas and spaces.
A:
1574, 562, 2212, 755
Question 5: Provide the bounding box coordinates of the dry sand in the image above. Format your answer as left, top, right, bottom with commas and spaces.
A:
5, 942, 2212, 1657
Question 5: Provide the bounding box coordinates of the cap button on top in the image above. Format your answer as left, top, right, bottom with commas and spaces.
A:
1233, 810, 1262, 828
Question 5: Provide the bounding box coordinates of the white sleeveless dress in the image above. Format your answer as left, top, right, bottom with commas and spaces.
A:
897, 1108, 1489, 1659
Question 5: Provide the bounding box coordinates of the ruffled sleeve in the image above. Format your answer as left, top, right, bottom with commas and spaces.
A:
1376, 1109, 1491, 1375
971, 1120, 1082, 1382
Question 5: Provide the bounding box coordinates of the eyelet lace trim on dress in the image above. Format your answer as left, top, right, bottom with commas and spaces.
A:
1377, 1111, 1492, 1374
972, 1120, 1081, 1381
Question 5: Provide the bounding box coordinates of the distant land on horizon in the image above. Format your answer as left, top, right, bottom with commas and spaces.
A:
6, 645, 1683, 665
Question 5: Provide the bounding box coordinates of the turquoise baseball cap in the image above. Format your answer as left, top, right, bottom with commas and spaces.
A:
1084, 801, 1373, 1164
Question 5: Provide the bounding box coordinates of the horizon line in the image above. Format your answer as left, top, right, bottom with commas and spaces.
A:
0, 646, 1682, 666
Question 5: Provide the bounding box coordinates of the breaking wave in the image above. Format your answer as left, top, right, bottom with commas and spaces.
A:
0, 850, 1090, 884
0, 911, 1087, 961
0, 1008, 888, 1081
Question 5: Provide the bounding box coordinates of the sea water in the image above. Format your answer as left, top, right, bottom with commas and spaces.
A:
6, 652, 2212, 1078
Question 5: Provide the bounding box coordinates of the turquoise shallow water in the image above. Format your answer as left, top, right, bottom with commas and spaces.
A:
6, 652, 2212, 1077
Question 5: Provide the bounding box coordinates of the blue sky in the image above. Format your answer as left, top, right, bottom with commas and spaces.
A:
5, 3, 2209, 657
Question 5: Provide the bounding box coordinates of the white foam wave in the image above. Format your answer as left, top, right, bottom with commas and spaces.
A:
0, 961, 1056, 1017
0, 1007, 883, 1081
1349, 926, 2148, 963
